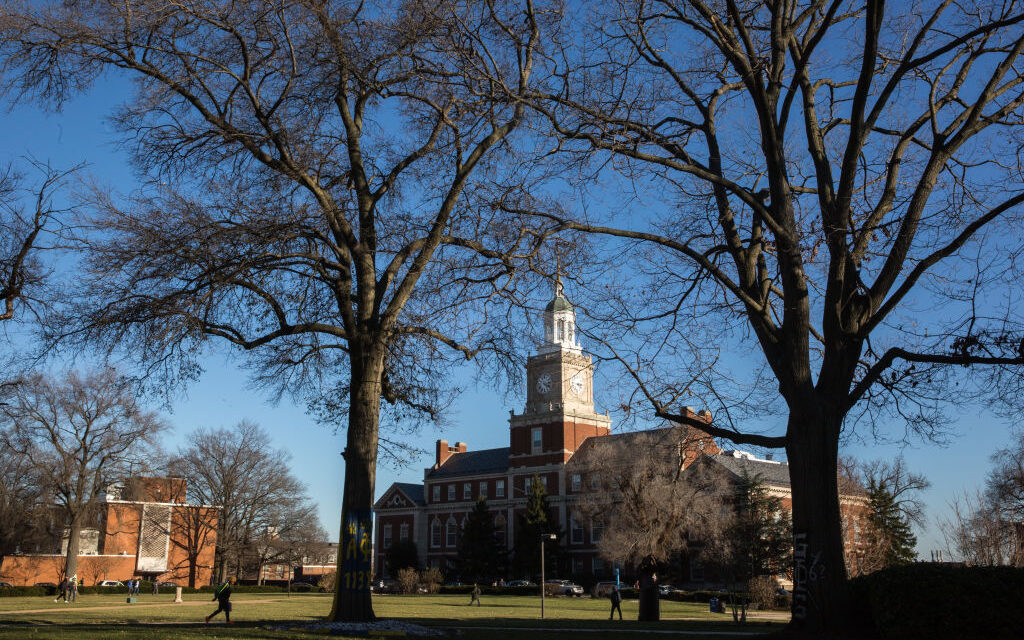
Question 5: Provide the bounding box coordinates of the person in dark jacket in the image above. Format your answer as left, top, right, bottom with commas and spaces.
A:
609, 586, 623, 620
205, 577, 235, 624
469, 583, 481, 606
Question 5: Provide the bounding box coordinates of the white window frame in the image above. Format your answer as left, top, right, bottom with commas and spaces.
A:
524, 476, 532, 493
570, 515, 584, 544
432, 485, 440, 502
463, 483, 472, 500
592, 557, 604, 575
399, 523, 409, 542
496, 479, 505, 498
430, 519, 441, 548
591, 518, 604, 543
571, 473, 581, 492
446, 517, 458, 548
382, 524, 392, 549
447, 484, 455, 501
531, 427, 543, 454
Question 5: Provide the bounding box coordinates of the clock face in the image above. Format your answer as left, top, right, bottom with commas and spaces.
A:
570, 372, 584, 394
536, 372, 552, 394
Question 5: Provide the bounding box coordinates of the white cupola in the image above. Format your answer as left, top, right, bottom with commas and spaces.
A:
541, 277, 580, 353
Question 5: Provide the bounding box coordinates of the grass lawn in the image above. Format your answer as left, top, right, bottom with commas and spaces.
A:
0, 592, 787, 639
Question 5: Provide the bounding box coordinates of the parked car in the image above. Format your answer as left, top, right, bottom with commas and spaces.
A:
658, 584, 681, 596
544, 579, 584, 597
97, 580, 123, 587
0, 581, 14, 588
34, 582, 57, 587
157, 581, 178, 588
506, 580, 535, 587
592, 581, 619, 598
371, 578, 397, 593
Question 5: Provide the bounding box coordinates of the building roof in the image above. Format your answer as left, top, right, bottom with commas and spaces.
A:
545, 295, 573, 313
427, 447, 510, 478
393, 483, 426, 506
709, 452, 793, 487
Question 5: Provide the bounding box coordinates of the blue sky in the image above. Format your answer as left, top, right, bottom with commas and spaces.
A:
2, 75, 1017, 559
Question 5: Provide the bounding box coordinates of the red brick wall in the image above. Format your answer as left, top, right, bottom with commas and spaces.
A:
0, 554, 138, 586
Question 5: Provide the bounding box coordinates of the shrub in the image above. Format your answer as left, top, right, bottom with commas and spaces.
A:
850, 563, 1024, 640
317, 571, 336, 593
0, 586, 48, 597
747, 576, 777, 610
396, 567, 419, 594
419, 568, 442, 594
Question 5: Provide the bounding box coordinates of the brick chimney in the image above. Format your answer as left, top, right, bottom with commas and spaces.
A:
435, 440, 468, 467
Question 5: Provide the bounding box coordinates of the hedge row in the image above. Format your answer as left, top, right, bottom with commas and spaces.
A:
850, 564, 1024, 640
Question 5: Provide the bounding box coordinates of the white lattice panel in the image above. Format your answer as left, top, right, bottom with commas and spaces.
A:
136, 504, 171, 572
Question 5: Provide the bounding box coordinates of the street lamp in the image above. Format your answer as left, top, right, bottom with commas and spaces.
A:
539, 533, 557, 619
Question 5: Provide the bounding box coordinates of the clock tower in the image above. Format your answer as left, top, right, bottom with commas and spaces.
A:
509, 279, 611, 467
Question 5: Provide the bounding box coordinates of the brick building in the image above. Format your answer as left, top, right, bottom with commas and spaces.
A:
0, 477, 218, 587
373, 282, 868, 585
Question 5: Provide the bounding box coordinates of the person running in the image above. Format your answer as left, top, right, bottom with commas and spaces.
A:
206, 577, 235, 624
609, 586, 623, 620
468, 583, 481, 606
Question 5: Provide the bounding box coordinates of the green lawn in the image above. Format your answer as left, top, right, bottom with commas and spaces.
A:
0, 592, 787, 639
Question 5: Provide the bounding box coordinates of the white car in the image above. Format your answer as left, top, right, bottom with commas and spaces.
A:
97, 580, 123, 587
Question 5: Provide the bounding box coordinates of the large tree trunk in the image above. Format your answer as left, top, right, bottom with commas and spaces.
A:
785, 403, 857, 637
188, 554, 197, 588
64, 513, 82, 583
328, 347, 383, 622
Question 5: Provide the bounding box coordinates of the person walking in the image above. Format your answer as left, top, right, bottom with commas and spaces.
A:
55, 577, 67, 603
69, 574, 78, 603
468, 583, 481, 606
609, 586, 623, 620
206, 577, 235, 624
152, 580, 159, 596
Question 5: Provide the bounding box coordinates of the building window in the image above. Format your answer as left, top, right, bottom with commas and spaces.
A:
494, 514, 506, 547
496, 480, 505, 498
524, 476, 532, 493
382, 524, 392, 549
591, 518, 604, 543
570, 515, 584, 544
590, 474, 600, 490
531, 427, 543, 454
448, 485, 455, 501
432, 485, 440, 502
399, 523, 409, 542
446, 517, 458, 548
571, 473, 581, 492
540, 476, 547, 489
592, 557, 604, 576
480, 482, 487, 499
430, 519, 441, 548
571, 556, 582, 574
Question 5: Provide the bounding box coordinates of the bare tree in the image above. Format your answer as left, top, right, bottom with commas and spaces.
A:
568, 426, 729, 567
517, 0, 1024, 632
168, 421, 322, 586
0, 369, 166, 581
0, 429, 50, 561
0, 158, 78, 325
941, 489, 1017, 567
0, 0, 551, 621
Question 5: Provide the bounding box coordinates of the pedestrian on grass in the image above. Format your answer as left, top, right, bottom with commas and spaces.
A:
206, 577, 235, 624
609, 586, 623, 620
152, 580, 159, 595
55, 578, 67, 603
469, 583, 481, 606
69, 574, 78, 603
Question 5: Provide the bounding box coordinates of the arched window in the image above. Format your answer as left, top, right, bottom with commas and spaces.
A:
430, 518, 441, 548
557, 319, 565, 341
494, 514, 507, 548
446, 517, 458, 547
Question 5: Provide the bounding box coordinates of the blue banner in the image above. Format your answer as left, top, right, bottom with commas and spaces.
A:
340, 508, 373, 592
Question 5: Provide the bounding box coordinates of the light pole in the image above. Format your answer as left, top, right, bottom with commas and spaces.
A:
540, 533, 557, 619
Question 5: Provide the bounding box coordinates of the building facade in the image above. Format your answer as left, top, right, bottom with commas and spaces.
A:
0, 477, 218, 587
374, 283, 869, 585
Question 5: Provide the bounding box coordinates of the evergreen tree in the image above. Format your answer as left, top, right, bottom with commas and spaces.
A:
385, 539, 419, 575
866, 479, 917, 567
458, 498, 502, 581
513, 475, 563, 578
730, 472, 792, 578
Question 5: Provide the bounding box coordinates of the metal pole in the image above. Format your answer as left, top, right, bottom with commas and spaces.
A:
540, 537, 546, 619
